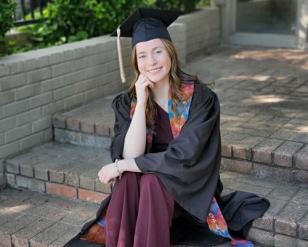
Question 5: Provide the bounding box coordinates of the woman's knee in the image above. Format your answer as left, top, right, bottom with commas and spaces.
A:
115, 172, 140, 187
139, 174, 161, 189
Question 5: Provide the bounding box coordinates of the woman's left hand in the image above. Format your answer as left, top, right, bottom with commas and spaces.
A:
98, 163, 121, 184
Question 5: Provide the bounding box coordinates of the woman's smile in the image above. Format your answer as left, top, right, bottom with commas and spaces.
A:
136, 39, 171, 84
148, 67, 162, 73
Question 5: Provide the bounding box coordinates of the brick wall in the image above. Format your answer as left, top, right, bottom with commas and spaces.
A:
0, 8, 220, 188
176, 7, 220, 60
0, 37, 132, 161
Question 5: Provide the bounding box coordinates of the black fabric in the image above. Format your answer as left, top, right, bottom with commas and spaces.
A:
110, 8, 180, 46
220, 191, 270, 237
134, 81, 221, 222
64, 81, 270, 246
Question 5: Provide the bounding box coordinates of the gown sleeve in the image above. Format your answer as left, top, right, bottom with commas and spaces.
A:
110, 92, 131, 161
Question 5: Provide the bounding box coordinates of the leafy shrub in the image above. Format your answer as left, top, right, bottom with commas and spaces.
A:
154, 0, 201, 12
7, 0, 207, 55
0, 0, 16, 54
28, 0, 154, 47
29, 0, 204, 47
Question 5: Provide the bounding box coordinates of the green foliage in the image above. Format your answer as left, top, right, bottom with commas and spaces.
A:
198, 0, 212, 7
5, 0, 208, 55
154, 0, 201, 12
27, 0, 202, 48
27, 0, 154, 47
0, 0, 16, 41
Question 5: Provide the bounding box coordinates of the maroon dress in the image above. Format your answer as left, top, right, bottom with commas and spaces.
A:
104, 103, 177, 247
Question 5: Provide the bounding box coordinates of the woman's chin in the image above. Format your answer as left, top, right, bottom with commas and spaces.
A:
147, 74, 168, 84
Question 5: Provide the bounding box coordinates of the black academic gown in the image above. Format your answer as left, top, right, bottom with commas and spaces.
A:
65, 81, 270, 247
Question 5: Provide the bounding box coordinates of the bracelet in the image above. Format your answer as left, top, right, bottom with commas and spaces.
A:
114, 159, 122, 179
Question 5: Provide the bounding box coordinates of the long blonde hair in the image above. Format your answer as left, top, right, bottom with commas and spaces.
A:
129, 39, 196, 129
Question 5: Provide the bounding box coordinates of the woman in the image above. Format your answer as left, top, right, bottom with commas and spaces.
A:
65, 8, 269, 247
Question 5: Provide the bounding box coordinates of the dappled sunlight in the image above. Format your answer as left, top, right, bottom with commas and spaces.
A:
220, 74, 271, 82
296, 126, 308, 133
244, 95, 287, 104
232, 49, 308, 64
0, 204, 32, 214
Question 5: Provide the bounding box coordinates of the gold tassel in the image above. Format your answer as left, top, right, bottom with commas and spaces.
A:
117, 26, 126, 83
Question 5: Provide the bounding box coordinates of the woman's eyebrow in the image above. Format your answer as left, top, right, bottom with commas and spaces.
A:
153, 46, 164, 51
137, 51, 146, 55
137, 46, 164, 55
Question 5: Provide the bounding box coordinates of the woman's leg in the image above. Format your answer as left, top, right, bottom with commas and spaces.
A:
105, 172, 141, 247
133, 174, 174, 247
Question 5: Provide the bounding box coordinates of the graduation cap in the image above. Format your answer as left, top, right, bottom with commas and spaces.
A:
111, 8, 181, 83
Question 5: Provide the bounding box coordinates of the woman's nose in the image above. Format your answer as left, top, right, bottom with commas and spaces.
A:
147, 54, 157, 65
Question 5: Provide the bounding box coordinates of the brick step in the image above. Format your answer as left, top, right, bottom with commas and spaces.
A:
4, 142, 308, 246
52, 95, 308, 183
0, 189, 267, 247
52, 95, 116, 148
2, 168, 308, 247
5, 142, 112, 204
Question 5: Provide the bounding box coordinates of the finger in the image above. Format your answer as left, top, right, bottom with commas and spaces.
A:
143, 81, 154, 89
99, 174, 106, 184
137, 74, 147, 85
104, 177, 111, 184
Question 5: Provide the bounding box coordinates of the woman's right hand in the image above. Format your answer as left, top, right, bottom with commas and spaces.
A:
135, 74, 154, 106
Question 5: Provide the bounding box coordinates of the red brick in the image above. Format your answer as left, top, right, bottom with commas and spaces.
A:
66, 117, 80, 131
0, 231, 12, 247
221, 158, 253, 174
78, 188, 107, 204
80, 120, 94, 134
95, 122, 110, 136
46, 183, 77, 199
221, 143, 232, 157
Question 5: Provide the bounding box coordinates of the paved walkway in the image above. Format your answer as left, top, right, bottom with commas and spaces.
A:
2, 170, 307, 247
185, 46, 308, 183
1, 46, 308, 247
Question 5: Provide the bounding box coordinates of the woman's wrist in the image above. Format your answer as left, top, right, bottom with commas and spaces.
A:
136, 101, 146, 109
117, 159, 127, 174
114, 159, 123, 177
117, 158, 137, 173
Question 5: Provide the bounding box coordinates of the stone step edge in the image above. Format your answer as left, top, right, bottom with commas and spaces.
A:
54, 128, 111, 148
221, 157, 308, 184
5, 172, 109, 204
5, 155, 112, 194
52, 113, 113, 137
53, 115, 308, 172
5, 171, 308, 244
54, 128, 308, 183
247, 228, 308, 247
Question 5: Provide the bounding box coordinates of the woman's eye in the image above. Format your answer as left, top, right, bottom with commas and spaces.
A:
156, 50, 162, 54
138, 55, 146, 59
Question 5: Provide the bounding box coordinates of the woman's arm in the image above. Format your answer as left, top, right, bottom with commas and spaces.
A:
122, 74, 154, 159
122, 103, 147, 159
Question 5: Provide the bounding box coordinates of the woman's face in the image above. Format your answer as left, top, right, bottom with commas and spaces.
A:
135, 38, 171, 84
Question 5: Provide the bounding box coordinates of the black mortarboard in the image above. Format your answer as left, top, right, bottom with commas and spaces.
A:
112, 8, 181, 83
112, 8, 180, 46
